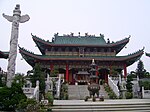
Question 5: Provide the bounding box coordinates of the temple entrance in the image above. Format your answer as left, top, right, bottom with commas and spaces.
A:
98, 68, 109, 84
74, 69, 90, 85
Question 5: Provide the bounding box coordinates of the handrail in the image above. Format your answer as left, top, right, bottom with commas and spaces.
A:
23, 80, 39, 102
108, 76, 120, 97
56, 74, 61, 99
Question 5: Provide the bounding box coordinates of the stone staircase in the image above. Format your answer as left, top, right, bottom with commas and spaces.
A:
99, 85, 109, 99
68, 85, 89, 100
51, 99, 150, 112
68, 85, 109, 100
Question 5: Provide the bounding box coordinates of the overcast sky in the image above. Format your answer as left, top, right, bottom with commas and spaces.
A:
0, 0, 150, 74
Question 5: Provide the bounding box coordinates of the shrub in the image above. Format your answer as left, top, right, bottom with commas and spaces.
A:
45, 92, 54, 106
108, 91, 117, 99
125, 92, 133, 99
104, 85, 111, 92
47, 108, 52, 112
84, 96, 89, 101
0, 83, 27, 111
139, 80, 150, 90
17, 98, 39, 112
60, 83, 68, 100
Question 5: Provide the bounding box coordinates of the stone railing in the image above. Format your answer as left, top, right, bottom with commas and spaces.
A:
50, 75, 62, 99
142, 87, 150, 99
56, 74, 61, 99
22, 81, 39, 102
108, 76, 120, 97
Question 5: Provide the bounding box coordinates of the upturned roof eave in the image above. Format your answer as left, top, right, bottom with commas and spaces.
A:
32, 35, 129, 54
145, 52, 150, 57
19, 46, 143, 67
0, 50, 9, 59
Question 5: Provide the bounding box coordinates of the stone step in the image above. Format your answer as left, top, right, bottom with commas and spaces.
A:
52, 99, 150, 112
68, 85, 89, 100
52, 108, 150, 112
68, 85, 109, 100
52, 103, 150, 112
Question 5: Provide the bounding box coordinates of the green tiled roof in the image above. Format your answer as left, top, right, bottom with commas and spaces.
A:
19, 46, 143, 67
53, 36, 106, 45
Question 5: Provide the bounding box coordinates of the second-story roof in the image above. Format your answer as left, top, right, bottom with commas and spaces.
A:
32, 33, 130, 55
53, 35, 106, 45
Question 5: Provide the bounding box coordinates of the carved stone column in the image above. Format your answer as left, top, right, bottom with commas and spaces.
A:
3, 4, 30, 87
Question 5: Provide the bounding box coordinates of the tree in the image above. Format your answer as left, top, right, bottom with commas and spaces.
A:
30, 63, 46, 95
0, 75, 4, 87
136, 60, 146, 79
125, 75, 133, 99
126, 75, 133, 92
0, 83, 27, 111
17, 98, 39, 112
50, 67, 59, 77
13, 73, 26, 87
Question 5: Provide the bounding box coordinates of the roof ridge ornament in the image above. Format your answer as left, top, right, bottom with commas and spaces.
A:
128, 35, 131, 38
54, 32, 59, 37
100, 33, 104, 38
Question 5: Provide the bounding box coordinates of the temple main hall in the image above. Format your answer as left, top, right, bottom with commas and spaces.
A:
19, 33, 143, 85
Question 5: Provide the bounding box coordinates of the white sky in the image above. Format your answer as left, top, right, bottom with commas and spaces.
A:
0, 0, 150, 74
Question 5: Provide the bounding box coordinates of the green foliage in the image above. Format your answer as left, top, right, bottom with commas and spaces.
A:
46, 92, 54, 106
17, 98, 38, 112
139, 80, 150, 90
50, 67, 59, 77
144, 72, 150, 78
104, 84, 117, 99
104, 85, 111, 92
13, 73, 26, 87
30, 63, 46, 95
126, 75, 133, 92
125, 92, 133, 99
0, 72, 6, 87
60, 83, 68, 100
0, 83, 27, 111
129, 71, 137, 78
108, 91, 117, 99
136, 60, 146, 79
0, 75, 5, 87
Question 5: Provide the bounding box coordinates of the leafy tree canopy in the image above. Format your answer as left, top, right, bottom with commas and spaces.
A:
136, 60, 146, 79
50, 67, 59, 77
30, 63, 46, 95
0, 83, 27, 111
126, 75, 133, 92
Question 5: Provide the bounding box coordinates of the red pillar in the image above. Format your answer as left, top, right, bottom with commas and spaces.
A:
50, 64, 54, 73
66, 64, 69, 83
124, 64, 127, 78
